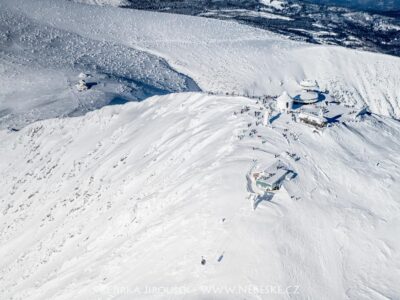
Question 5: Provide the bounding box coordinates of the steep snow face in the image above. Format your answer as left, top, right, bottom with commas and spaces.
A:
0, 2, 199, 129
1, 92, 400, 299
4, 0, 400, 119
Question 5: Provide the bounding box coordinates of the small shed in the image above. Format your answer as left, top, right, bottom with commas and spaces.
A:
76, 79, 88, 92
276, 91, 293, 112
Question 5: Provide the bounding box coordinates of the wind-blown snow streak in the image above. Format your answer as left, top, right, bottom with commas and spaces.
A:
0, 92, 399, 299
3, 0, 400, 118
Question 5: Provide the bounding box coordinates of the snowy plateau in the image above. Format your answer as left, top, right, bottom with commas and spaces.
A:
0, 0, 400, 299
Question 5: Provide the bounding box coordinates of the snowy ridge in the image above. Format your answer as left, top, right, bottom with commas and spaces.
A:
1, 0, 400, 299
3, 0, 400, 119
0, 1, 199, 129
1, 92, 400, 299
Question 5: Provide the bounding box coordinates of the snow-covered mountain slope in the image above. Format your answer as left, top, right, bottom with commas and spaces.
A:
1, 92, 400, 299
1, 2, 400, 298
3, 0, 400, 121
121, 0, 400, 57
0, 2, 199, 129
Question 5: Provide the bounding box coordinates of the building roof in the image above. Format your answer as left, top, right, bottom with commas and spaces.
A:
258, 161, 291, 186
293, 90, 319, 103
298, 111, 326, 127
300, 79, 319, 90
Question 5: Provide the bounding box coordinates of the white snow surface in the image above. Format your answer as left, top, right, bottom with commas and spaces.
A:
1, 92, 400, 299
0, 0, 199, 129
1, 0, 400, 299
1, 0, 400, 121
